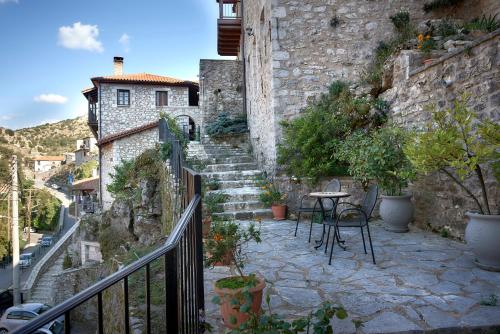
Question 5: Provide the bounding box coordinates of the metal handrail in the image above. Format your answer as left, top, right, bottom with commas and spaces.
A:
14, 194, 201, 334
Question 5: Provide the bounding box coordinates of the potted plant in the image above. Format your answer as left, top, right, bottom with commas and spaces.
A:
340, 126, 416, 232
205, 220, 264, 328
224, 298, 357, 333
258, 179, 288, 220
404, 94, 499, 271
202, 192, 228, 238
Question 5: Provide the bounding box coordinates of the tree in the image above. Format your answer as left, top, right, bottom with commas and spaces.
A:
404, 94, 499, 214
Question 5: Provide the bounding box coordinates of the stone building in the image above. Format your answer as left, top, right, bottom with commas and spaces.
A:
74, 136, 98, 167
83, 57, 200, 209
206, 0, 499, 236
32, 156, 65, 173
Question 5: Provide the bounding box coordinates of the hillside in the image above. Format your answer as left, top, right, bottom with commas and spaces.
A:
0, 116, 93, 156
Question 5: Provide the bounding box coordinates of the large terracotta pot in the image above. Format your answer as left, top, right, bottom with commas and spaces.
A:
271, 205, 287, 220
380, 194, 414, 233
214, 276, 266, 329
465, 212, 500, 272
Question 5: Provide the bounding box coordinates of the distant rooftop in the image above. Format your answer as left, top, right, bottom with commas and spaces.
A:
32, 156, 64, 161
91, 73, 198, 86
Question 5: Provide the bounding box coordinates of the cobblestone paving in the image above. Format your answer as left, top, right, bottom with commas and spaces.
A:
205, 220, 500, 333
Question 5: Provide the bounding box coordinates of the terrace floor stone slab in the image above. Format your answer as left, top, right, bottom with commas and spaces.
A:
205, 220, 500, 333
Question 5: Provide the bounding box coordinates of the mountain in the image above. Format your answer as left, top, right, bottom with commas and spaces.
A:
0, 116, 93, 157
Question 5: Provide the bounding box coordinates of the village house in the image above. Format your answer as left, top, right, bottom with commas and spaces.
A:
74, 137, 97, 167
32, 156, 65, 173
83, 57, 200, 209
71, 176, 99, 217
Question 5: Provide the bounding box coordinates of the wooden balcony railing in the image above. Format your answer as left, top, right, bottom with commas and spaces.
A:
217, 0, 241, 56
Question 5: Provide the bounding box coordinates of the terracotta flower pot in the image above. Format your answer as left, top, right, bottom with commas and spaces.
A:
214, 276, 266, 329
271, 204, 287, 220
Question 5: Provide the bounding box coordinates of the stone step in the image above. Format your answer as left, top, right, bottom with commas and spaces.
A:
217, 179, 259, 189
207, 187, 263, 202
210, 156, 255, 164
222, 201, 264, 211
213, 209, 273, 220
203, 162, 258, 173
201, 170, 263, 181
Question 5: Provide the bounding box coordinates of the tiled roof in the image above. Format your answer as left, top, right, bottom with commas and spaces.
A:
97, 121, 159, 147
72, 177, 99, 191
91, 73, 198, 86
32, 156, 65, 161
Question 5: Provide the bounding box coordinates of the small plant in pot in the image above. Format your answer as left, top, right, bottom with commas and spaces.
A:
341, 126, 416, 232
404, 94, 500, 271
202, 192, 228, 238
205, 220, 264, 328
258, 178, 288, 220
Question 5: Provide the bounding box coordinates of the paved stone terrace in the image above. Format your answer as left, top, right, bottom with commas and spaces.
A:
205, 220, 500, 333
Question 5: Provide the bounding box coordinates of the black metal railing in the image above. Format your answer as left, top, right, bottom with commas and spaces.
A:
15, 168, 204, 334
88, 103, 97, 125
159, 118, 185, 180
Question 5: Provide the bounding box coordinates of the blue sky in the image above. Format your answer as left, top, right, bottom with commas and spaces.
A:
0, 0, 229, 129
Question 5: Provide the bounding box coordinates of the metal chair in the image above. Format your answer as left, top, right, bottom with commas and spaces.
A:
294, 179, 341, 241
327, 184, 379, 265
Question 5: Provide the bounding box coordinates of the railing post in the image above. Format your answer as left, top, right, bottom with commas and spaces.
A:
165, 249, 179, 334
219, 0, 223, 18
193, 173, 205, 324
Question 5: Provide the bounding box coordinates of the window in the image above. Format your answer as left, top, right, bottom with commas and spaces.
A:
7, 311, 23, 319
156, 91, 168, 106
117, 89, 130, 106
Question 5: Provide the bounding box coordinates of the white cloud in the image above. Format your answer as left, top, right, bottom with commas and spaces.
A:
119, 33, 130, 53
0, 0, 18, 4
58, 22, 104, 52
0, 114, 14, 121
34, 94, 68, 104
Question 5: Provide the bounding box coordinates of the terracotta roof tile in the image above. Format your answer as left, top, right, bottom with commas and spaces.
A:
91, 73, 198, 86
97, 121, 159, 147
72, 177, 99, 191
32, 156, 65, 161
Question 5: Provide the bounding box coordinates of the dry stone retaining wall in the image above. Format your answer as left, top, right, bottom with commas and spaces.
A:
199, 59, 244, 136
381, 30, 500, 237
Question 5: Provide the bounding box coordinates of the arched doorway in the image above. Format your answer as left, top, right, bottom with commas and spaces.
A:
175, 115, 196, 141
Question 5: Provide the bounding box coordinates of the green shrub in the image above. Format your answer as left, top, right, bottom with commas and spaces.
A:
277, 81, 387, 184
160, 114, 188, 155
74, 160, 98, 180
31, 190, 61, 231
5, 129, 14, 136
464, 14, 499, 33
204, 192, 229, 215
340, 126, 415, 196
404, 94, 499, 215
423, 0, 464, 12
436, 19, 459, 37
390, 11, 410, 33
63, 252, 72, 269
257, 177, 287, 207
206, 113, 248, 137
159, 142, 172, 162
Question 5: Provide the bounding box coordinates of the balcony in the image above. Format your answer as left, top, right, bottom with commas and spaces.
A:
217, 0, 241, 56
83, 88, 98, 138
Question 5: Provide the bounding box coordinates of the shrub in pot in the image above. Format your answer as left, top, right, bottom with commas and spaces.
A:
405, 94, 500, 271
258, 178, 288, 220
340, 126, 416, 232
202, 192, 228, 237
204, 220, 264, 328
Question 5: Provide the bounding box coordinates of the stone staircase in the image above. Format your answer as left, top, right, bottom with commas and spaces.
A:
29, 254, 64, 305
188, 137, 272, 220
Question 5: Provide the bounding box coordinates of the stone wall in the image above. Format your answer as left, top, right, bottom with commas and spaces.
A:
380, 30, 500, 237
99, 83, 195, 137
243, 0, 276, 170
243, 0, 499, 173
199, 59, 244, 135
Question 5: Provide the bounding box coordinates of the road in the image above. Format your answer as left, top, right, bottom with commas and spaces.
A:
0, 183, 75, 292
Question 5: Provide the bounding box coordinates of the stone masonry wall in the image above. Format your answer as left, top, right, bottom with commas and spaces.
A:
100, 128, 158, 210
199, 60, 244, 136
99, 83, 198, 138
380, 30, 500, 238
244, 0, 498, 173
243, 0, 276, 170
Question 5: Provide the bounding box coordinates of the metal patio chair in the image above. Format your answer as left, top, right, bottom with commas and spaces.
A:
294, 179, 341, 241
327, 184, 379, 265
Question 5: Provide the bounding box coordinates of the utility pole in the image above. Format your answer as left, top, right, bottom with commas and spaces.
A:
26, 189, 32, 244
11, 155, 21, 305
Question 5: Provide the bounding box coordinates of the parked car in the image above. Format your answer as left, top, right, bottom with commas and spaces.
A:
0, 303, 63, 333
50, 184, 60, 190
40, 236, 53, 247
19, 254, 32, 268
0, 290, 13, 317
